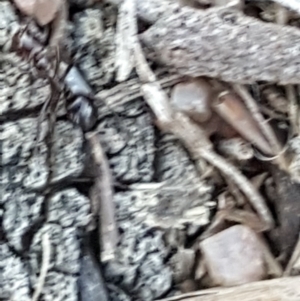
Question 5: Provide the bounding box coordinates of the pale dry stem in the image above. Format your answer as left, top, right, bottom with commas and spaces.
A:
86, 132, 118, 262
286, 82, 300, 136
31, 233, 51, 301
284, 233, 300, 276
115, 0, 137, 82
275, 5, 300, 137
256, 234, 283, 277
49, 0, 68, 48
272, 0, 300, 16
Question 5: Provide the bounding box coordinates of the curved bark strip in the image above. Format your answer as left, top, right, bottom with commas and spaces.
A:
157, 276, 300, 301
141, 6, 300, 84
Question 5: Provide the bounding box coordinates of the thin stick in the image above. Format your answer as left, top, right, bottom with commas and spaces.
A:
115, 0, 137, 82
286, 76, 299, 136
233, 84, 287, 170
233, 84, 281, 154
256, 234, 283, 278
49, 0, 68, 48
31, 233, 51, 301
284, 233, 300, 276
275, 4, 299, 137
86, 132, 118, 262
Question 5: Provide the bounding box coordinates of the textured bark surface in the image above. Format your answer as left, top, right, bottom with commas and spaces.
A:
141, 5, 300, 84
0, 2, 213, 301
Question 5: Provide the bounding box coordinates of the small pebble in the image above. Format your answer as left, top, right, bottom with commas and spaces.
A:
199, 225, 266, 286
171, 79, 212, 123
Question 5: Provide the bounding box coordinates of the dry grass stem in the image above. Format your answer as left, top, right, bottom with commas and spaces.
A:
86, 132, 118, 262
233, 85, 281, 154
49, 0, 68, 48
233, 84, 287, 169
256, 235, 283, 277
31, 233, 51, 301
156, 276, 300, 301
284, 234, 300, 276
286, 85, 300, 136
272, 0, 300, 16
115, 0, 137, 82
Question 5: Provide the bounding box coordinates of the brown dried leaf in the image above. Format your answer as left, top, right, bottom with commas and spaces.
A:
13, 0, 62, 25
213, 91, 274, 156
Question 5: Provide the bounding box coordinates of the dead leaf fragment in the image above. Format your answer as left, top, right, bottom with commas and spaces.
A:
13, 0, 62, 25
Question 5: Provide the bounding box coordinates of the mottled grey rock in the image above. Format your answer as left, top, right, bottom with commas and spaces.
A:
0, 244, 31, 301
1, 53, 51, 115
98, 100, 155, 183
72, 4, 117, 90
105, 223, 172, 301
47, 189, 92, 229
36, 271, 78, 301
30, 223, 81, 277
2, 119, 85, 190
2, 189, 44, 251
78, 247, 109, 301
0, 2, 19, 51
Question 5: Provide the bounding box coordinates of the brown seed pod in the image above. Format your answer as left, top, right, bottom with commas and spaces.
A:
213, 91, 273, 156
13, 0, 62, 26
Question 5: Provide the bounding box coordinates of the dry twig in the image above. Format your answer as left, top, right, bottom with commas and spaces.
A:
233, 85, 281, 154
115, 0, 137, 82
86, 132, 118, 262
31, 233, 51, 301
49, 0, 68, 48
275, 4, 300, 136
156, 276, 300, 301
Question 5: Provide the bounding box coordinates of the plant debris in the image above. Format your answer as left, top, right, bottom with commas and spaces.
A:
5, 0, 300, 300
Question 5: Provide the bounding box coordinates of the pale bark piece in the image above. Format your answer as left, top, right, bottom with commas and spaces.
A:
171, 79, 212, 123
157, 276, 300, 301
13, 0, 62, 25
272, 0, 300, 16
13, 0, 36, 16
200, 225, 266, 287
141, 6, 300, 84
115, 0, 137, 82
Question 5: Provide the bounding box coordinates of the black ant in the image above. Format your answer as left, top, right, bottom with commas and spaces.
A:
10, 21, 98, 184
11, 22, 98, 133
